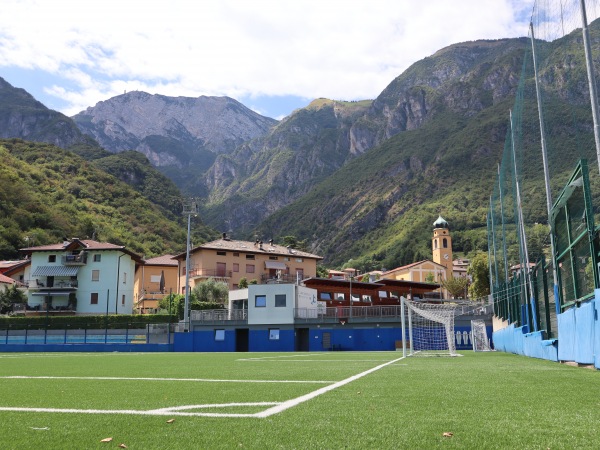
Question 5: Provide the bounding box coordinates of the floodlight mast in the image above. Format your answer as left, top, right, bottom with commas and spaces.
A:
182, 198, 198, 332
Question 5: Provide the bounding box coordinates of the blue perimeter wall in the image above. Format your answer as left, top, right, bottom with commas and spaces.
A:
173, 325, 486, 352
492, 288, 600, 367
0, 343, 172, 352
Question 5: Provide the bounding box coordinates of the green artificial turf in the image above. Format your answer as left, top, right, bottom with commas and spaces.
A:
0, 351, 598, 449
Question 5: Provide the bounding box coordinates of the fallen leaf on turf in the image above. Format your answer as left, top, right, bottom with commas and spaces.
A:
357, 391, 361, 395
100, 437, 113, 443
166, 419, 175, 423
442, 432, 453, 438
118, 444, 128, 448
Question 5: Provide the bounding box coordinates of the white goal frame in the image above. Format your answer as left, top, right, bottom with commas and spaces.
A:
471, 319, 492, 351
400, 297, 459, 357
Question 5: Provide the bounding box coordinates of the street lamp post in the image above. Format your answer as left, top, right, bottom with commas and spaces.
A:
182, 198, 198, 332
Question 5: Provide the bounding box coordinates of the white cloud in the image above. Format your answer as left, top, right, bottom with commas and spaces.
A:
0, 0, 551, 116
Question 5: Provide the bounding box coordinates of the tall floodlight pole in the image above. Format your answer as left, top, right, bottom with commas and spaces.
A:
182, 198, 198, 332
530, 22, 560, 315
580, 0, 600, 174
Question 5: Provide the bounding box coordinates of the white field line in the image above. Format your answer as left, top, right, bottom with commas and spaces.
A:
237, 359, 395, 362
0, 355, 406, 418
0, 376, 332, 384
254, 355, 405, 418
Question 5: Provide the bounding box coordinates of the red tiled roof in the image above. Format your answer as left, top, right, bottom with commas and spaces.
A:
143, 255, 178, 266
0, 273, 16, 284
174, 239, 322, 260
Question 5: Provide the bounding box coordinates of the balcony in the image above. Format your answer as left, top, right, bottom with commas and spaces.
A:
188, 268, 232, 281
62, 253, 87, 265
27, 279, 78, 290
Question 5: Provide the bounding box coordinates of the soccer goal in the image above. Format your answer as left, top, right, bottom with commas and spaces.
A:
401, 297, 459, 357
471, 319, 492, 351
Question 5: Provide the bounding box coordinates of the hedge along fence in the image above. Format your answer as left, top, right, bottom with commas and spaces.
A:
0, 314, 178, 330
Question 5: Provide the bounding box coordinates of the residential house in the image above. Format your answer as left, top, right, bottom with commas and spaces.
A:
20, 239, 141, 314
0, 260, 30, 286
173, 234, 323, 292
134, 255, 178, 313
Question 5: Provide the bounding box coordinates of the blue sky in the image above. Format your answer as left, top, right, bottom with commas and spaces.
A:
0, 1, 562, 120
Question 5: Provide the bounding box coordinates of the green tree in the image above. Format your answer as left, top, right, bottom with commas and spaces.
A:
316, 264, 329, 278
468, 252, 490, 300
440, 276, 469, 299
279, 235, 308, 252
424, 272, 436, 284
238, 277, 248, 289
0, 284, 27, 314
191, 278, 229, 305
158, 293, 184, 319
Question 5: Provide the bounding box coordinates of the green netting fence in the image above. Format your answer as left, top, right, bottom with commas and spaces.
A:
488, 0, 600, 338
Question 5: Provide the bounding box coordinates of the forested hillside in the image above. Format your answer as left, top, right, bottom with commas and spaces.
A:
0, 139, 217, 259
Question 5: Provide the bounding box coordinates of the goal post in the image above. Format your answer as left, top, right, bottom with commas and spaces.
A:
401, 297, 459, 357
471, 319, 492, 351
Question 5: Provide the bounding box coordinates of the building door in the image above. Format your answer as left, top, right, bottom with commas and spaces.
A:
295, 328, 309, 351
216, 263, 226, 277
236, 328, 249, 352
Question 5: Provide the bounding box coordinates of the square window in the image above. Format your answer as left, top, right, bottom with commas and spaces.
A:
255, 295, 266, 307
351, 293, 360, 302
91, 270, 100, 282
48, 255, 56, 263
246, 254, 255, 260
90, 293, 98, 304
269, 328, 280, 340
93, 254, 101, 262
215, 329, 225, 341
217, 251, 226, 256
335, 293, 345, 301
246, 264, 255, 274
319, 292, 332, 300
275, 294, 286, 307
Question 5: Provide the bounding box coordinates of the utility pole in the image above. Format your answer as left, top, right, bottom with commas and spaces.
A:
182, 198, 199, 332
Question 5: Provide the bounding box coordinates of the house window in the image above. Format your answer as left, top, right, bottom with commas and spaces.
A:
296, 269, 304, 279
48, 255, 56, 263
233, 263, 239, 273
255, 295, 266, 307
362, 295, 372, 302
269, 256, 278, 260
443, 238, 448, 248
233, 252, 239, 257
275, 294, 286, 307
122, 294, 125, 305
269, 328, 280, 340
335, 293, 345, 301
123, 272, 127, 284
378, 291, 388, 298
91, 270, 100, 281
351, 293, 360, 302
246, 264, 255, 274
217, 251, 226, 256
246, 254, 255, 260
434, 240, 438, 249
93, 254, 101, 262
320, 292, 332, 300
90, 293, 98, 304
295, 258, 303, 263
215, 329, 225, 341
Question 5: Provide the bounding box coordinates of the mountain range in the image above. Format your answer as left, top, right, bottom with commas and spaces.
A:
2, 21, 599, 269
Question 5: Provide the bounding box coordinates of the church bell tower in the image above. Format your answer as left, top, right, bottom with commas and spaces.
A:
432, 215, 453, 281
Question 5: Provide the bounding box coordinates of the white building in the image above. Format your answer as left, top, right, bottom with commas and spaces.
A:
21, 238, 140, 314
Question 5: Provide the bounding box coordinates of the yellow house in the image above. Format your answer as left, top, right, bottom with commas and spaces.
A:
173, 235, 323, 292
134, 255, 179, 313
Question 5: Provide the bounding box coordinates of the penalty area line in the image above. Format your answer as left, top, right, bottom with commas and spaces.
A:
254, 355, 406, 418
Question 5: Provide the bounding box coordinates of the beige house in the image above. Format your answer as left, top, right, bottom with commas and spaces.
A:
134, 255, 179, 313
173, 235, 322, 292
381, 259, 447, 284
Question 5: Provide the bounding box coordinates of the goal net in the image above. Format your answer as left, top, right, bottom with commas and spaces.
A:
401, 298, 459, 357
471, 319, 492, 352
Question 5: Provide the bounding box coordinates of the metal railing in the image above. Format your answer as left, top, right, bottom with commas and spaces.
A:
0, 321, 175, 345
